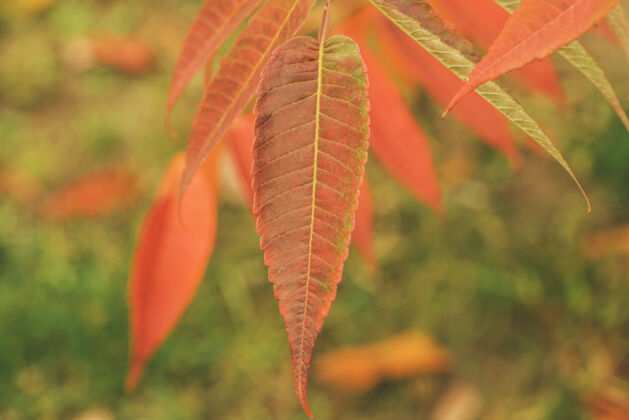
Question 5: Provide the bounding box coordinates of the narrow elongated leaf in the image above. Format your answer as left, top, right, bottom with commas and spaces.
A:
126, 151, 220, 390
182, 0, 315, 195
427, 0, 565, 104
447, 0, 621, 112
493, 0, 629, 131
166, 0, 262, 117
375, 17, 521, 164
371, 0, 590, 210
606, 4, 629, 64
252, 35, 369, 417
353, 180, 376, 269
337, 13, 442, 210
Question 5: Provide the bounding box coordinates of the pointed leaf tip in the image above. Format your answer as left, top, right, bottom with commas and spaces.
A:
253, 35, 369, 417
447, 0, 622, 110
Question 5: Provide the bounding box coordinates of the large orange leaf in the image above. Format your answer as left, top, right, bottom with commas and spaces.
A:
181, 0, 315, 195
447, 0, 621, 112
44, 168, 138, 221
337, 12, 443, 211
126, 150, 220, 390
427, 0, 565, 105
375, 17, 521, 165
166, 0, 262, 117
252, 35, 369, 417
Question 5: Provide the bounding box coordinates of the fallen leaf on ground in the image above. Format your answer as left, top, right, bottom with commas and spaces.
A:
314, 331, 450, 393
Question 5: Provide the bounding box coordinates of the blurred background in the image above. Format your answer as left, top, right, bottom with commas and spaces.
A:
1, 0, 629, 419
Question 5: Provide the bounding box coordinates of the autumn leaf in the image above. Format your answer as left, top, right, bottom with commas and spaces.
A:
252, 34, 369, 417
370, 0, 590, 211
166, 0, 262, 118
447, 0, 621, 112
126, 151, 221, 390
314, 331, 450, 393
374, 16, 521, 164
426, 0, 565, 105
181, 0, 315, 196
44, 168, 138, 221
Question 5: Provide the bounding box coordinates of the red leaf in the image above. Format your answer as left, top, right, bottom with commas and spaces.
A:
375, 17, 521, 165
44, 168, 138, 221
126, 150, 220, 390
181, 0, 315, 196
353, 179, 376, 270
427, 0, 565, 105
446, 0, 621, 112
337, 12, 443, 211
252, 35, 369, 417
166, 0, 262, 117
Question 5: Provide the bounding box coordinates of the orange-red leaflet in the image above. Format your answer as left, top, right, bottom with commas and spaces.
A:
252, 35, 369, 417
446, 0, 621, 112
181, 0, 315, 197
126, 150, 220, 390
427, 0, 565, 105
166, 0, 262, 118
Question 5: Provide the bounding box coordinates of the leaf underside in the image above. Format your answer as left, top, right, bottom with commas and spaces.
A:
166, 0, 262, 119
371, 0, 590, 210
448, 0, 621, 111
181, 0, 315, 195
493, 0, 629, 131
252, 35, 369, 417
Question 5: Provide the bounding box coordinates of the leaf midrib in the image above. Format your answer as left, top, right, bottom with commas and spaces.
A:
472, 0, 596, 82
297, 34, 325, 397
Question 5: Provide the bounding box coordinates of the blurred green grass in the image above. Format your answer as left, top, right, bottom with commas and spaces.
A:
1, 0, 629, 419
